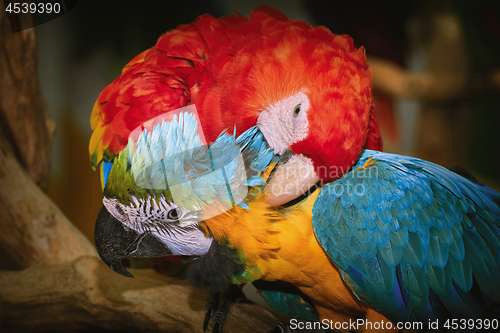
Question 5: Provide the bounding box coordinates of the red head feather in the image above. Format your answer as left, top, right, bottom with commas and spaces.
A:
89, 5, 381, 181
197, 6, 382, 180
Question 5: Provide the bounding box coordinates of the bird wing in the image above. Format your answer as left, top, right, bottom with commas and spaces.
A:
312, 149, 500, 323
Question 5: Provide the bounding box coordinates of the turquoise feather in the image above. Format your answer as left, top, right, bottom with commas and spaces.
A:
112, 112, 274, 212
260, 289, 319, 322
312, 149, 500, 323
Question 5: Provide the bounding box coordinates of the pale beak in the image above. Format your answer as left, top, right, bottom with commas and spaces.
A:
265, 150, 320, 206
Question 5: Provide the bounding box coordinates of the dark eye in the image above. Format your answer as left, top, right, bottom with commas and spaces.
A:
293, 104, 301, 117
167, 208, 179, 220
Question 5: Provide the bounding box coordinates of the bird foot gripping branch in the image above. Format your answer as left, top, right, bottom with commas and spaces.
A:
203, 285, 245, 333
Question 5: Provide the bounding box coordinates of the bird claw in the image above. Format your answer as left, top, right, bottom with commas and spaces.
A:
211, 309, 225, 333
203, 284, 243, 333
203, 306, 214, 332
267, 321, 287, 333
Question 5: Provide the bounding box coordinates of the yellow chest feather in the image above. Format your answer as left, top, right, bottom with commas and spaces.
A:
202, 190, 366, 318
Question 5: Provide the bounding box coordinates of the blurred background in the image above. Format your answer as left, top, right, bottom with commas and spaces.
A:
4, 0, 498, 269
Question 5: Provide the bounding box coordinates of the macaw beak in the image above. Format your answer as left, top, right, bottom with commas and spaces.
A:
265, 150, 321, 206
94, 205, 173, 278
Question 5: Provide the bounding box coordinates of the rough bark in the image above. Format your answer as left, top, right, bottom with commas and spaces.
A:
0, 128, 97, 267
0, 256, 277, 333
0, 5, 55, 191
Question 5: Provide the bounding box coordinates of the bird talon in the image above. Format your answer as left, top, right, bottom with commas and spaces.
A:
204, 290, 220, 332
212, 320, 221, 333
203, 285, 242, 332
212, 307, 226, 333
203, 307, 213, 332
267, 321, 287, 333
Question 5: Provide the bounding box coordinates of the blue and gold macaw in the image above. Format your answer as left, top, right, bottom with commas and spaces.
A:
94, 107, 500, 332
197, 150, 500, 332
93, 107, 321, 330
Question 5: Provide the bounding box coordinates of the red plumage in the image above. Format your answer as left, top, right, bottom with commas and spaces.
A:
89, 5, 382, 180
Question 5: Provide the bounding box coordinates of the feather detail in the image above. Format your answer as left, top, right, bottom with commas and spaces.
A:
313, 149, 500, 323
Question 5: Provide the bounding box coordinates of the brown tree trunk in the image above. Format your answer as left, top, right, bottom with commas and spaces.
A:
0, 5, 55, 191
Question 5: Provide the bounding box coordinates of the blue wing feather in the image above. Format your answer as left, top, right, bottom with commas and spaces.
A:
312, 149, 500, 323
259, 289, 320, 322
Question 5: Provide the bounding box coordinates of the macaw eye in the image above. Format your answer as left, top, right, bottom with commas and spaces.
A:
293, 104, 301, 117
167, 208, 181, 221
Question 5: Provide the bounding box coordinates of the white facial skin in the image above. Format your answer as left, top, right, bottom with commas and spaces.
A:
257, 92, 321, 206
257, 92, 310, 155
103, 196, 213, 256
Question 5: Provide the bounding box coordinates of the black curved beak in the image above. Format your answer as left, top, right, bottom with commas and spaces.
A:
94, 205, 173, 278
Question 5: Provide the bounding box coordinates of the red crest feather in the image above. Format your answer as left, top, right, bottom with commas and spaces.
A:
89, 6, 381, 178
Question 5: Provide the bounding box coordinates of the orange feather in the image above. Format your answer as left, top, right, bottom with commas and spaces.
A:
202, 190, 398, 333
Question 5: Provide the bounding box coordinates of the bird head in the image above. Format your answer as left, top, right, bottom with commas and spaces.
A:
94, 107, 276, 277
205, 11, 381, 205
89, 5, 381, 209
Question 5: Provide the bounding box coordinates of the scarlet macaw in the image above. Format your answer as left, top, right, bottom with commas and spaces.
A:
89, 5, 382, 205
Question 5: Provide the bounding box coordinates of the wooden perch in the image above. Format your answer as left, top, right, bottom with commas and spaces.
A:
0, 255, 278, 332
368, 12, 500, 100
0, 5, 278, 332
368, 56, 468, 100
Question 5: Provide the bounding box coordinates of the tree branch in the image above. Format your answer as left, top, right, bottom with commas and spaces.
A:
0, 5, 55, 191
0, 128, 97, 268
1, 256, 277, 332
